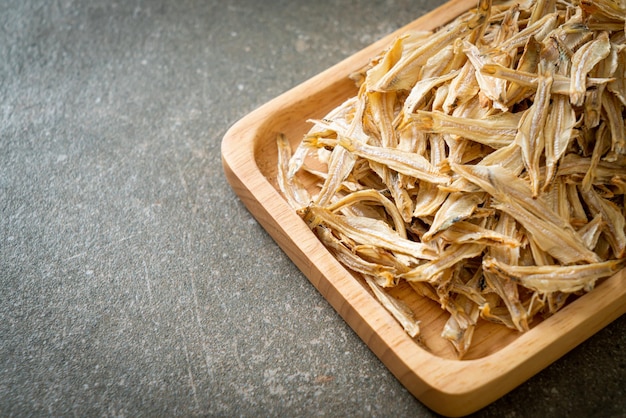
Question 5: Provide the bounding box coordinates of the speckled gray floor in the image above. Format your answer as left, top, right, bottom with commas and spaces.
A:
1, 1, 625, 416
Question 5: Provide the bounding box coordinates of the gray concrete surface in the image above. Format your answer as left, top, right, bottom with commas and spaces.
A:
1, 1, 624, 416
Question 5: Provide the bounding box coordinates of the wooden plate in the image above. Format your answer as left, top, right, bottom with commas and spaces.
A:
221, 0, 626, 415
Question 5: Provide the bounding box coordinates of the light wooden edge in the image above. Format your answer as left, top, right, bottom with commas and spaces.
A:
221, 0, 626, 415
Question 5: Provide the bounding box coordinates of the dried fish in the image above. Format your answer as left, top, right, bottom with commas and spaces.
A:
276, 133, 311, 209
410, 110, 520, 149
570, 32, 611, 106
364, 275, 421, 337
514, 64, 553, 197
483, 257, 625, 293
543, 94, 576, 190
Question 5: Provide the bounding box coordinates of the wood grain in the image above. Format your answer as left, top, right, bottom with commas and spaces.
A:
221, 0, 626, 415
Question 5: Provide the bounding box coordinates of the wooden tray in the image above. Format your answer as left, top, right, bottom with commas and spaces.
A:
221, 0, 626, 415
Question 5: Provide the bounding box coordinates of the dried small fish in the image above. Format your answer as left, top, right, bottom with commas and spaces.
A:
411, 110, 520, 149
423, 192, 485, 240
364, 275, 421, 337
483, 257, 625, 293
543, 94, 576, 190
441, 288, 480, 358
400, 243, 485, 283
277, 133, 311, 209
514, 64, 553, 197
570, 32, 611, 106
580, 187, 626, 258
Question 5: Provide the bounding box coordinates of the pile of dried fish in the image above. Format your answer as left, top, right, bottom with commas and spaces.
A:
277, 0, 626, 357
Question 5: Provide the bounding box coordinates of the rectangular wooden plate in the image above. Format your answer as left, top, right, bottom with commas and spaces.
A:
221, 0, 626, 415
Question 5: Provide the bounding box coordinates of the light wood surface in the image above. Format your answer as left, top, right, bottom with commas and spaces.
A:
221, 0, 626, 415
